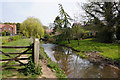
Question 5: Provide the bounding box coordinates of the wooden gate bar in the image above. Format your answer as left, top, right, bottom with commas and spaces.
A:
0, 38, 39, 69
6, 52, 32, 54
0, 58, 29, 61
0, 46, 32, 48
2, 64, 25, 67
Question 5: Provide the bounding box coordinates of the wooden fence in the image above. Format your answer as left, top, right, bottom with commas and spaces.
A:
0, 38, 39, 70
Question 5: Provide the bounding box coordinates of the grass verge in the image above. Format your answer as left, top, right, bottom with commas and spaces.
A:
59, 38, 120, 61
39, 46, 67, 79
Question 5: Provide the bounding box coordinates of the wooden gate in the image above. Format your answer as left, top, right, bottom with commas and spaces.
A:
0, 38, 39, 70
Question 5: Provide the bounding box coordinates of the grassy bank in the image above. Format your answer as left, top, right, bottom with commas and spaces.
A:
59, 39, 119, 61
1, 37, 67, 78
1, 38, 33, 78
0, 36, 10, 45
39, 46, 67, 79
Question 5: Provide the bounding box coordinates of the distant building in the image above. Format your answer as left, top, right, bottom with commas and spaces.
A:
46, 29, 53, 35
72, 22, 81, 26
0, 24, 17, 36
45, 29, 60, 35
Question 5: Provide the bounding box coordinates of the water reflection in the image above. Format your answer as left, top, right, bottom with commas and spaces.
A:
41, 43, 120, 78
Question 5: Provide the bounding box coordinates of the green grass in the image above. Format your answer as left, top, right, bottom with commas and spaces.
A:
1, 39, 31, 59
39, 46, 67, 78
59, 39, 119, 61
0, 36, 10, 45
1, 38, 32, 78
0, 36, 10, 39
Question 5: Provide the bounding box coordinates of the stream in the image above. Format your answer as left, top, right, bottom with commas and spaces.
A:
41, 43, 120, 78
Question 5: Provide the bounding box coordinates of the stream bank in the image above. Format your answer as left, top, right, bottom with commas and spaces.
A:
41, 43, 120, 78
56, 43, 120, 70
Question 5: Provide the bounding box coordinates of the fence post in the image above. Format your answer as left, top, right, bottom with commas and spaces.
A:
33, 38, 39, 67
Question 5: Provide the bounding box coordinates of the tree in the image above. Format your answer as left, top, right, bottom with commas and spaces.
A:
63, 27, 73, 44
16, 23, 21, 34
72, 24, 84, 45
82, 2, 120, 43
42, 25, 48, 30
58, 4, 72, 28
53, 16, 63, 34
53, 4, 73, 43
115, 2, 120, 40
20, 17, 44, 39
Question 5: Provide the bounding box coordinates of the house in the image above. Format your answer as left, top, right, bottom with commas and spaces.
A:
0, 23, 17, 36
84, 23, 97, 37
72, 22, 81, 26
45, 29, 60, 35
46, 29, 53, 35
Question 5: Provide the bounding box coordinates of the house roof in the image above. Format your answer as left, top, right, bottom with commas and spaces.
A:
0, 24, 15, 28
0, 24, 4, 28
46, 29, 53, 33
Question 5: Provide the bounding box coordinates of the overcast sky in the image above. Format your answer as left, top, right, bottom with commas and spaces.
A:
0, 0, 87, 26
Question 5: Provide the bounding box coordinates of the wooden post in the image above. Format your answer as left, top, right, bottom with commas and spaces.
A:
33, 38, 39, 67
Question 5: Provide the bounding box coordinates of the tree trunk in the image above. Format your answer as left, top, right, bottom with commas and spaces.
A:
77, 38, 79, 45
68, 39, 70, 44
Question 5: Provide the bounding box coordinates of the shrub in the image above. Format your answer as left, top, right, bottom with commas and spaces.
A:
6, 31, 10, 36
77, 52, 88, 58
43, 34, 51, 41
9, 35, 22, 41
47, 61, 66, 78
2, 39, 8, 44
83, 31, 90, 39
2, 32, 6, 36
24, 56, 42, 76
96, 30, 113, 43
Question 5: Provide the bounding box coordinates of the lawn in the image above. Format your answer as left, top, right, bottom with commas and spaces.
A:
59, 39, 119, 61
0, 38, 33, 78
0, 36, 10, 45
1, 38, 31, 58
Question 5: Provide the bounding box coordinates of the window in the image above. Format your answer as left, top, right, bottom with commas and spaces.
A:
4, 28, 7, 30
9, 28, 11, 30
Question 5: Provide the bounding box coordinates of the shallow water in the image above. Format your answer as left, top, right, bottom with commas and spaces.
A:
41, 43, 120, 78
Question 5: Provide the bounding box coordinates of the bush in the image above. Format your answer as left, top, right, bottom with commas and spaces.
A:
83, 31, 90, 39
2, 39, 8, 44
24, 56, 42, 76
77, 52, 88, 58
9, 35, 22, 41
47, 61, 66, 78
2, 32, 6, 36
96, 30, 113, 43
43, 34, 51, 41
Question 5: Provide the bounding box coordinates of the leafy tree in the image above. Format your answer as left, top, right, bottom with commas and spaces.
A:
53, 16, 63, 34
42, 25, 48, 30
20, 17, 44, 39
116, 26, 120, 40
53, 4, 73, 43
82, 2, 120, 43
58, 4, 72, 28
72, 24, 84, 45
115, 2, 120, 40
16, 23, 21, 34
62, 27, 73, 44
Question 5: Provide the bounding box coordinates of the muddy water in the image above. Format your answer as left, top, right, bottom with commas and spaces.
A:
41, 43, 120, 78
